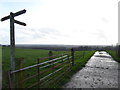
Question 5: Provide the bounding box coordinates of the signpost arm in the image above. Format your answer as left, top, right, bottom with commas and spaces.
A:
14, 20, 26, 26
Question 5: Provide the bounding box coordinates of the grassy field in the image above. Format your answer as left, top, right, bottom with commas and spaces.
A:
2, 47, 70, 71
2, 47, 95, 88
107, 50, 120, 62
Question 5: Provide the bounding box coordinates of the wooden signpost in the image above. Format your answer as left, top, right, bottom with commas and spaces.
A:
1, 9, 27, 88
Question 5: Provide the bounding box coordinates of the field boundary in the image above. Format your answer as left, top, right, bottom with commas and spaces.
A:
8, 51, 74, 88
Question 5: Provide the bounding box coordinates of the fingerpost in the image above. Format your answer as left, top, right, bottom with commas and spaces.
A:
1, 9, 27, 88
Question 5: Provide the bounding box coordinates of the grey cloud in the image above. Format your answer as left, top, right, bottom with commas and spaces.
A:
38, 28, 69, 38
16, 27, 66, 43
38, 28, 58, 34
0, 27, 68, 44
91, 29, 107, 41
16, 27, 46, 39
101, 18, 109, 23
21, 27, 67, 39
35, 28, 64, 37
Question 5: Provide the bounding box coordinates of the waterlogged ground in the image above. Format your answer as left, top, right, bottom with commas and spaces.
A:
63, 51, 120, 88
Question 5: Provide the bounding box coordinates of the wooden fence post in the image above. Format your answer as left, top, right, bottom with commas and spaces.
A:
116, 45, 117, 54
37, 58, 40, 89
62, 54, 64, 63
118, 45, 120, 57
67, 54, 70, 67
8, 71, 12, 89
49, 51, 53, 63
83, 51, 85, 58
15, 57, 24, 88
71, 48, 74, 66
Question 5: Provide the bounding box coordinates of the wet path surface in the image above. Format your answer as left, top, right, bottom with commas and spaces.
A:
63, 51, 120, 88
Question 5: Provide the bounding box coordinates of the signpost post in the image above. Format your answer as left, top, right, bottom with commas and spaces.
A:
1, 9, 26, 88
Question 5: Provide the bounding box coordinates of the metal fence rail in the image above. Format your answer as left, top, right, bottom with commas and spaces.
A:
8, 52, 74, 88
10, 54, 68, 74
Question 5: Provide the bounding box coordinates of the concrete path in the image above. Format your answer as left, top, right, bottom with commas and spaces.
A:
63, 51, 120, 88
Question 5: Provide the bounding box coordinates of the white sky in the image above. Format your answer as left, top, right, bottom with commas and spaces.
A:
0, 0, 119, 45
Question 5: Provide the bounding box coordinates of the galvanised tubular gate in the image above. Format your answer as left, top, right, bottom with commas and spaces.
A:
8, 52, 73, 88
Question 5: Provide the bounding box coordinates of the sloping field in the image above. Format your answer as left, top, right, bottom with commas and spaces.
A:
2, 47, 95, 88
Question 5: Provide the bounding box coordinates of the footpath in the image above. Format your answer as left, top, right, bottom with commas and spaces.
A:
63, 51, 120, 88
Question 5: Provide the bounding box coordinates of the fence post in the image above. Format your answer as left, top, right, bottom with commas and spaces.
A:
8, 71, 12, 89
15, 57, 24, 88
67, 54, 70, 67
83, 51, 85, 58
71, 48, 74, 66
48, 51, 53, 64
62, 54, 64, 62
37, 58, 40, 89
116, 45, 117, 55
118, 45, 120, 57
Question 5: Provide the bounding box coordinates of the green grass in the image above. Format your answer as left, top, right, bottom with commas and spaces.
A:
55, 50, 95, 88
2, 47, 95, 88
2, 47, 68, 71
107, 50, 120, 62
2, 47, 68, 88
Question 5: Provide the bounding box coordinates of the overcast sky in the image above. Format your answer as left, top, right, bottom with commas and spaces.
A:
0, 0, 119, 45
